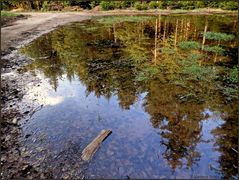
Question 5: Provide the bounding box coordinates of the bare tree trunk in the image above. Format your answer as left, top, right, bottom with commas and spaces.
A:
38, 0, 43, 10
163, 19, 167, 42
180, 19, 184, 41
29, 0, 35, 9
185, 21, 190, 40
113, 24, 116, 43
174, 19, 178, 48
201, 19, 208, 50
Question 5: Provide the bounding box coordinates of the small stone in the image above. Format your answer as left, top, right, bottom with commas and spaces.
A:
25, 134, 31, 138
12, 117, 17, 124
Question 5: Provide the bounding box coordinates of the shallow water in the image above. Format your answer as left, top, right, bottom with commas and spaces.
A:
20, 14, 238, 179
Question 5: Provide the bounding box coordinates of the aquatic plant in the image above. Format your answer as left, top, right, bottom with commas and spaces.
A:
202, 32, 235, 41
178, 41, 201, 50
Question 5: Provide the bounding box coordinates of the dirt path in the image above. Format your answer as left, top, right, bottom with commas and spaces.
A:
1, 12, 92, 52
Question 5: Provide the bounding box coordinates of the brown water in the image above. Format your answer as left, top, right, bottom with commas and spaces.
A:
20, 14, 238, 179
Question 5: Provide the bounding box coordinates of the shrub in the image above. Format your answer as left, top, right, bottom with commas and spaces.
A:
194, 1, 205, 9
202, 32, 235, 41
206, 1, 220, 8
134, 2, 148, 10
149, 1, 162, 9
178, 41, 201, 50
229, 66, 238, 84
178, 2, 196, 10
219, 1, 238, 10
100, 1, 114, 10
203, 46, 225, 55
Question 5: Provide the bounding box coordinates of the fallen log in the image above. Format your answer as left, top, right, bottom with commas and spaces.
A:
81, 129, 112, 161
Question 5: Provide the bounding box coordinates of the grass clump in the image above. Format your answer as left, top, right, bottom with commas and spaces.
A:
178, 41, 200, 50
1, 11, 20, 17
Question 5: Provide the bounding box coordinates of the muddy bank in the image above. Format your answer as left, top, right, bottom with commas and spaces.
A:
1, 14, 27, 28
1, 12, 91, 179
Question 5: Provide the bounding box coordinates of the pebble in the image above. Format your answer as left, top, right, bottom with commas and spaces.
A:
12, 117, 18, 124
25, 134, 31, 138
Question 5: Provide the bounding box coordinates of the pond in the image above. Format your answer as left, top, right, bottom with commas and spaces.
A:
20, 14, 238, 179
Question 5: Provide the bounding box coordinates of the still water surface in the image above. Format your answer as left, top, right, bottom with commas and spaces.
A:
20, 14, 238, 179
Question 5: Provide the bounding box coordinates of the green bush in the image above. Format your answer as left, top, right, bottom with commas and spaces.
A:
134, 2, 148, 10
100, 1, 114, 10
202, 32, 235, 41
219, 1, 238, 10
229, 66, 238, 84
149, 1, 162, 9
206, 1, 220, 8
194, 1, 205, 9
203, 46, 225, 55
90, 1, 97, 9
179, 2, 196, 10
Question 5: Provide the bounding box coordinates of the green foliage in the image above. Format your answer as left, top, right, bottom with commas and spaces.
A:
134, 2, 148, 10
194, 1, 205, 9
89, 1, 97, 9
224, 66, 238, 84
202, 32, 235, 41
229, 67, 238, 84
179, 1, 196, 10
220, 86, 238, 101
42, 1, 50, 11
148, 1, 162, 9
206, 1, 220, 8
99, 1, 114, 10
178, 41, 200, 50
1, 11, 20, 17
203, 46, 225, 55
219, 1, 238, 10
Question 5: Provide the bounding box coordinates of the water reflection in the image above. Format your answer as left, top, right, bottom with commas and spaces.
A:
20, 15, 238, 179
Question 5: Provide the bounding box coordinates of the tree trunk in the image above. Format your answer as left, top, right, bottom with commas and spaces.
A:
29, 0, 35, 9
174, 19, 178, 48
202, 19, 208, 50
